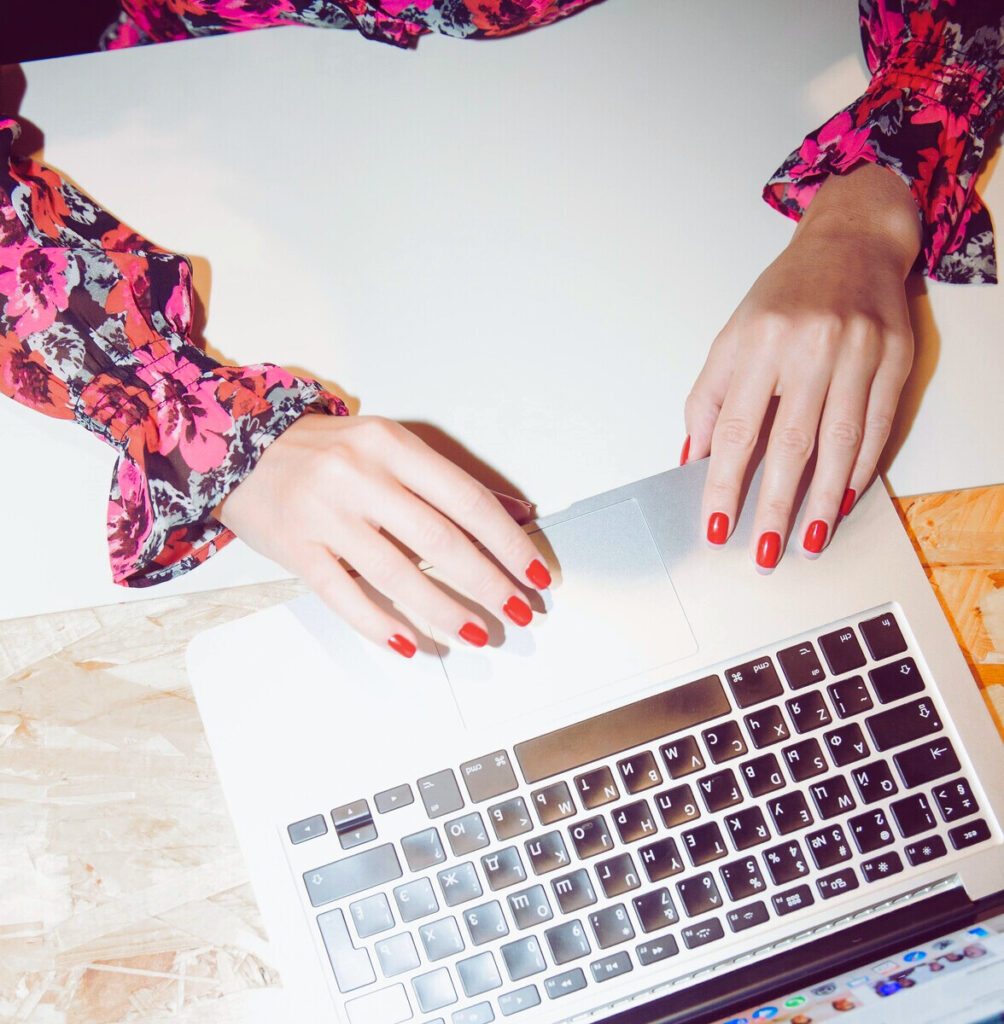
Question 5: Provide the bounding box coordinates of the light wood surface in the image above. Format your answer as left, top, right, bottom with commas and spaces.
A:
2, 485, 1002, 1022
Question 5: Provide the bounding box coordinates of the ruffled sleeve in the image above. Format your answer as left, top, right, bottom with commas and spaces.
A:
764, 0, 1004, 284
0, 116, 347, 587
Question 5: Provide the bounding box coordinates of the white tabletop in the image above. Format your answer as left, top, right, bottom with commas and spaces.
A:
1, 0, 1002, 619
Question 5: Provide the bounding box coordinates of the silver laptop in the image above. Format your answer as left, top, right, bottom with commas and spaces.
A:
186, 460, 1004, 1023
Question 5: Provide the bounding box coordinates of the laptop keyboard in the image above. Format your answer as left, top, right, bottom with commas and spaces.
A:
287, 607, 994, 1024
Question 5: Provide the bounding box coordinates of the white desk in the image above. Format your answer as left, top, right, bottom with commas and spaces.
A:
1, 0, 1002, 619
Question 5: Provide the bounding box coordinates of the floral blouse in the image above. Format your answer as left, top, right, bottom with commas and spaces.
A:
1, 0, 1001, 589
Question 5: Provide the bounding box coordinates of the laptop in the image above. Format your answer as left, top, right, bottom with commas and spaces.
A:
186, 459, 1004, 1023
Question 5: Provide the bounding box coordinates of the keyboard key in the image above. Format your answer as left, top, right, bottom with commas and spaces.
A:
744, 705, 790, 749
419, 917, 465, 961
805, 825, 852, 870
545, 920, 591, 964
589, 904, 636, 948
777, 641, 826, 690
636, 935, 680, 964
682, 821, 728, 866
785, 691, 832, 734
702, 720, 748, 763
613, 799, 659, 843
418, 769, 465, 818
894, 738, 960, 787
569, 816, 614, 859
413, 967, 458, 1013
681, 918, 725, 949
859, 612, 908, 661
638, 836, 685, 882
456, 951, 502, 997
394, 877, 439, 922
660, 735, 705, 778
288, 813, 327, 845
904, 834, 948, 866
482, 847, 527, 891
948, 818, 992, 850
596, 852, 642, 897
544, 967, 587, 999
861, 851, 903, 883
808, 776, 856, 819
725, 656, 784, 708
530, 781, 576, 825
375, 932, 420, 978
869, 657, 925, 704
772, 884, 814, 916
850, 760, 899, 804
867, 697, 942, 752
464, 901, 509, 945
574, 766, 620, 809
763, 840, 810, 886
654, 784, 701, 828
933, 777, 979, 822
508, 884, 553, 929
890, 793, 938, 838
817, 867, 859, 900
618, 750, 663, 793
453, 1003, 494, 1024
782, 738, 828, 782
591, 951, 633, 983
485, 798, 532, 843
848, 809, 894, 854
824, 722, 870, 767
498, 985, 541, 1016
827, 676, 873, 719
818, 627, 866, 675
739, 754, 785, 797
374, 783, 414, 814
350, 893, 394, 938
501, 936, 547, 981
720, 856, 767, 901
676, 872, 722, 916
632, 887, 679, 932
697, 769, 743, 812
723, 806, 771, 851
768, 791, 813, 835
551, 869, 597, 913
317, 908, 376, 992
446, 812, 491, 855
525, 831, 570, 875
332, 800, 377, 850
344, 984, 411, 1024
438, 862, 483, 906
460, 750, 518, 802
402, 828, 447, 871
726, 901, 769, 933
305, 844, 403, 907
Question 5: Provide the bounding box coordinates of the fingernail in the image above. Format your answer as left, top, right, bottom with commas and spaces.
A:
707, 512, 730, 546
756, 531, 782, 571
459, 622, 489, 647
839, 488, 856, 517
503, 596, 533, 627
803, 519, 828, 555
388, 634, 416, 659
679, 435, 691, 466
525, 558, 552, 589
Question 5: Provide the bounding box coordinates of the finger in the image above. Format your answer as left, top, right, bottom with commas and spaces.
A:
296, 545, 421, 658
684, 330, 735, 463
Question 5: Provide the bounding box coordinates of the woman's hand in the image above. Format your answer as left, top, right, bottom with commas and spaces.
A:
217, 414, 551, 657
683, 163, 923, 569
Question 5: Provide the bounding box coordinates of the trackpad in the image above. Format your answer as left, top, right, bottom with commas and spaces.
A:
431, 498, 697, 730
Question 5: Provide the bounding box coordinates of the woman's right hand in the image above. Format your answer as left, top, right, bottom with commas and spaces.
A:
217, 414, 551, 658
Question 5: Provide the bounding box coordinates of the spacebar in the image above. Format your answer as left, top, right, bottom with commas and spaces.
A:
303, 843, 402, 907
514, 674, 730, 784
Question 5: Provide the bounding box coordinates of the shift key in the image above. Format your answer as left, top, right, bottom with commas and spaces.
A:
304, 844, 402, 907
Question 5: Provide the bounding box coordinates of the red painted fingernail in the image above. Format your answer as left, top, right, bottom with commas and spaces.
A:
679, 435, 691, 466
387, 634, 416, 659
803, 519, 828, 555
525, 558, 552, 589
503, 596, 533, 627
839, 488, 856, 518
459, 622, 489, 647
756, 531, 782, 570
707, 512, 729, 546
